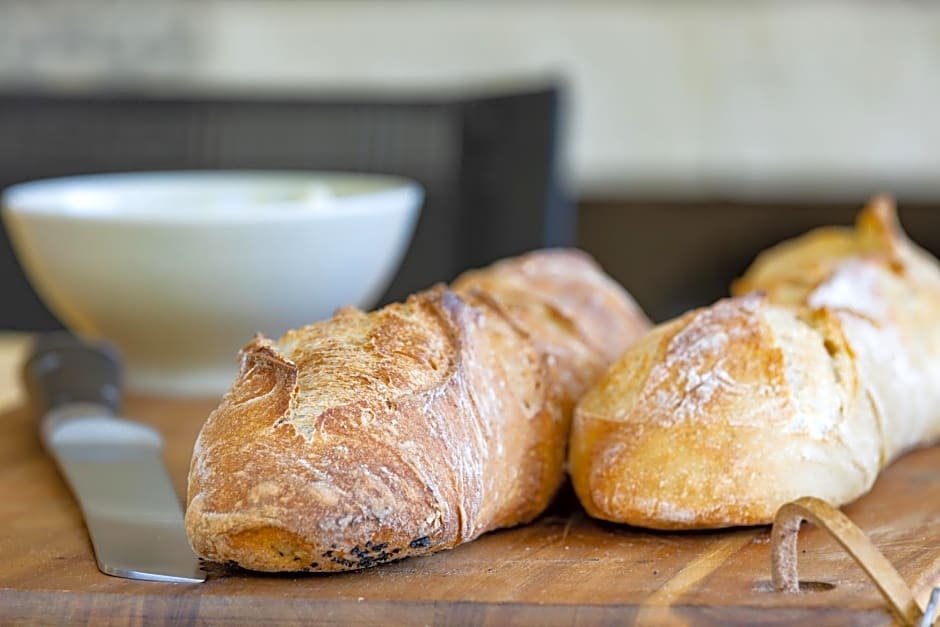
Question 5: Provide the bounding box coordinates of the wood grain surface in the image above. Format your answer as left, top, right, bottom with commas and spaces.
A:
1, 394, 939, 626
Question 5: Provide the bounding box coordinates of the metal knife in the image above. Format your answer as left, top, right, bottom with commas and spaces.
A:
24, 333, 205, 583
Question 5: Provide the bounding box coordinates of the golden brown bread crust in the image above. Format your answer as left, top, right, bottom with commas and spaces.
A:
570, 197, 940, 529
453, 249, 651, 416
737, 196, 940, 461
570, 295, 879, 528
187, 249, 649, 571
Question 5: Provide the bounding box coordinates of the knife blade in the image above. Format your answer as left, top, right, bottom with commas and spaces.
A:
24, 333, 205, 583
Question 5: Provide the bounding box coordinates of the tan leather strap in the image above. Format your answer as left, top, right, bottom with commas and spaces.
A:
771, 496, 928, 626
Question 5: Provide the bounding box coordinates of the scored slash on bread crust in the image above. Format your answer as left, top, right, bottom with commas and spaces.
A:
452, 249, 650, 416
570, 196, 940, 529
186, 250, 650, 572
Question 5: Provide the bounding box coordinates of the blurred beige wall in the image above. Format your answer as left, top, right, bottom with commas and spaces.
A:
2, 1, 939, 202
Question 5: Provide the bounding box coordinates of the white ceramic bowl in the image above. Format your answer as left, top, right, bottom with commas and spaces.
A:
2, 171, 423, 396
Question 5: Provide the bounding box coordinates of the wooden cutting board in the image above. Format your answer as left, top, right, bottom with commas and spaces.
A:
1, 396, 938, 626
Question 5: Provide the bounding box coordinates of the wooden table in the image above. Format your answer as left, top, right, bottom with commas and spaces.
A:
1, 334, 938, 625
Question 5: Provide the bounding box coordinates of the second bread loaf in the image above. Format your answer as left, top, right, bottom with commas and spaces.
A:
570, 198, 940, 528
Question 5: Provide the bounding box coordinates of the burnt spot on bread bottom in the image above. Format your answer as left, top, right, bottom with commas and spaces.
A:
191, 558, 242, 579
209, 540, 423, 573
226, 526, 435, 572
321, 541, 402, 570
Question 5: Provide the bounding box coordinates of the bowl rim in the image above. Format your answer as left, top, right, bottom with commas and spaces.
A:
1, 169, 424, 225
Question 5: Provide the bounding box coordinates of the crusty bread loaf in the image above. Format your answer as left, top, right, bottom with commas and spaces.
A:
570, 197, 940, 529
186, 250, 649, 571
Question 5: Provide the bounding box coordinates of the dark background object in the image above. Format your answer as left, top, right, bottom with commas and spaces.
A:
578, 200, 940, 322
0, 87, 570, 330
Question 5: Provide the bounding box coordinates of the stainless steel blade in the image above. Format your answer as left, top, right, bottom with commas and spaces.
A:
45, 404, 205, 583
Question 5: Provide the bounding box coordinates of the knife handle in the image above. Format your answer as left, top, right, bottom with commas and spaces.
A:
23, 332, 122, 419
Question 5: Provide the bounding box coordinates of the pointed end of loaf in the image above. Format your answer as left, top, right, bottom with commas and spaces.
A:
857, 194, 905, 253
858, 194, 898, 228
